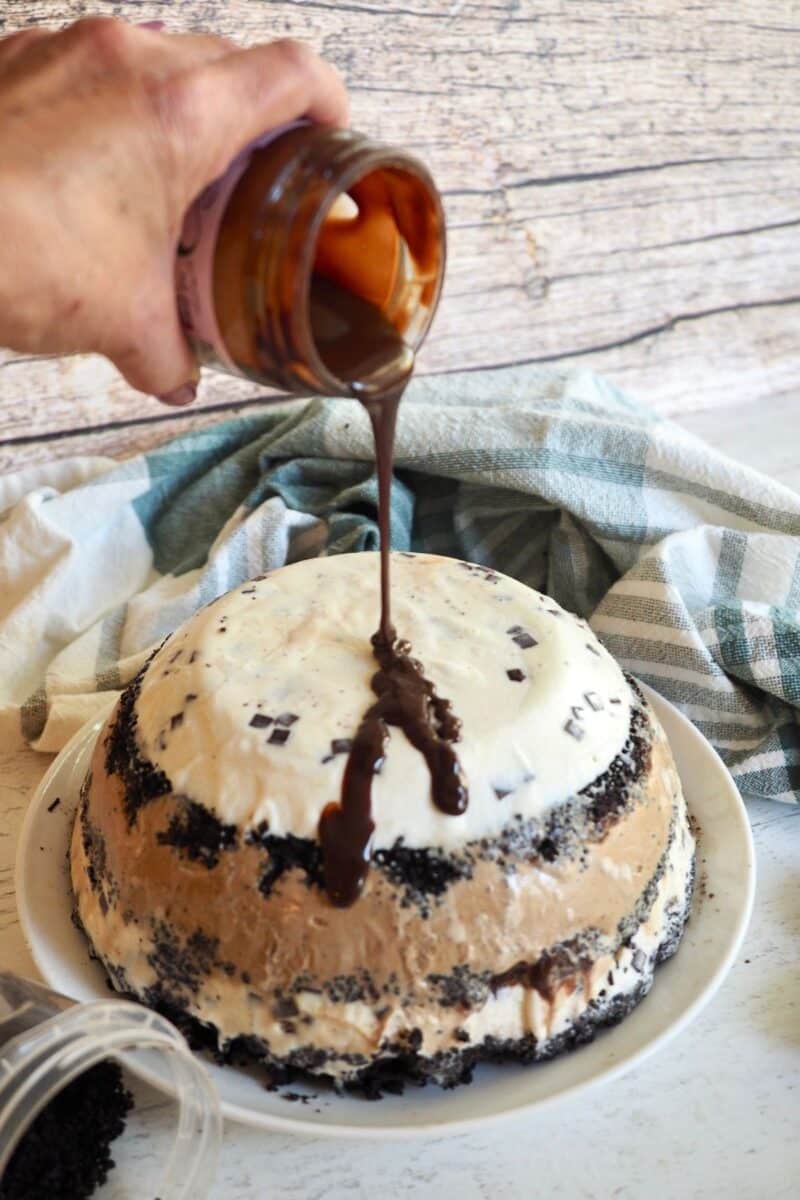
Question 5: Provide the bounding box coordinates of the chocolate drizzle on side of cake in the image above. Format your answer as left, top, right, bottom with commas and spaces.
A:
312, 284, 468, 907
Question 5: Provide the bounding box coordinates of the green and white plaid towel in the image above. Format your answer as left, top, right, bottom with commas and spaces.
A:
3, 366, 798, 804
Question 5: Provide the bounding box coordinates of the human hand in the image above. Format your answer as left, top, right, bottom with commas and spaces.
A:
0, 18, 347, 404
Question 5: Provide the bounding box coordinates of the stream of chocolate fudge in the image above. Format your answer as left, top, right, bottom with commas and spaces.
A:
311, 282, 468, 906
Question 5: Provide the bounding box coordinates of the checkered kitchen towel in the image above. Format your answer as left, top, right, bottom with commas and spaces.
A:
3, 366, 799, 803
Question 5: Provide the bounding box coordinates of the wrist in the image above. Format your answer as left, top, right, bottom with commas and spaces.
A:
0, 165, 86, 357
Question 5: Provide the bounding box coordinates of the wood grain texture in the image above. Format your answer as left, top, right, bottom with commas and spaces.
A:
0, 0, 798, 469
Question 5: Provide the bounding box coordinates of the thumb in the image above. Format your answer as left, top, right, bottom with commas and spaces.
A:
110, 276, 199, 405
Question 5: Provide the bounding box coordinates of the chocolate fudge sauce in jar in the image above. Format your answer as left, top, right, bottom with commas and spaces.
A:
177, 124, 466, 907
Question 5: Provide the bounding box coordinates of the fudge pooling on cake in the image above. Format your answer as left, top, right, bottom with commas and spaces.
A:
71, 552, 694, 1091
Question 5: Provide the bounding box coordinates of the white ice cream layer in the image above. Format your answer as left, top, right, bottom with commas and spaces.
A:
135, 552, 632, 851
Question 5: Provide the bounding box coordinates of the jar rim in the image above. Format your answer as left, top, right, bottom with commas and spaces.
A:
249, 128, 446, 396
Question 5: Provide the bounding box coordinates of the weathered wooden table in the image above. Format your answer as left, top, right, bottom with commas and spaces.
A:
0, 3, 798, 1198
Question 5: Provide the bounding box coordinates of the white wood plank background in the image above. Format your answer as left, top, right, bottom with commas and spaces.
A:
0, 0, 798, 473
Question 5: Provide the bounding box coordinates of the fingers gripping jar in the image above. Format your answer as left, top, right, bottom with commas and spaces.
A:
176, 124, 446, 396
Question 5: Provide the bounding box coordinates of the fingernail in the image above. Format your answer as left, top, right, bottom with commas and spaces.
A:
157, 382, 197, 407
136, 20, 165, 31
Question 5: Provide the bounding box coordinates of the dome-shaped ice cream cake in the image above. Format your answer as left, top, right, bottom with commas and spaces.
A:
71, 552, 695, 1092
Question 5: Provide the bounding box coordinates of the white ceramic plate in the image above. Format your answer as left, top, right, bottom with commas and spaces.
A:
15, 685, 754, 1139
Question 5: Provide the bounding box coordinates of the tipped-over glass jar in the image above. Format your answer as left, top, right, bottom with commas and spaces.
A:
0, 972, 220, 1200
175, 124, 446, 398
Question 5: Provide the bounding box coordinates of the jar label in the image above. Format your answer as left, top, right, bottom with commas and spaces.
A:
175, 124, 301, 373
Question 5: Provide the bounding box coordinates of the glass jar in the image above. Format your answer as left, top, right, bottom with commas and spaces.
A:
176, 124, 446, 398
0, 971, 221, 1200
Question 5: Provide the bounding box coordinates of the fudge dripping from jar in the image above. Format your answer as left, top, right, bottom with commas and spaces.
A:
176, 123, 466, 906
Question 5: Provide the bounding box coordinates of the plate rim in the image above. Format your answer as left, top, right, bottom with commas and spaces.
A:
15, 684, 756, 1140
